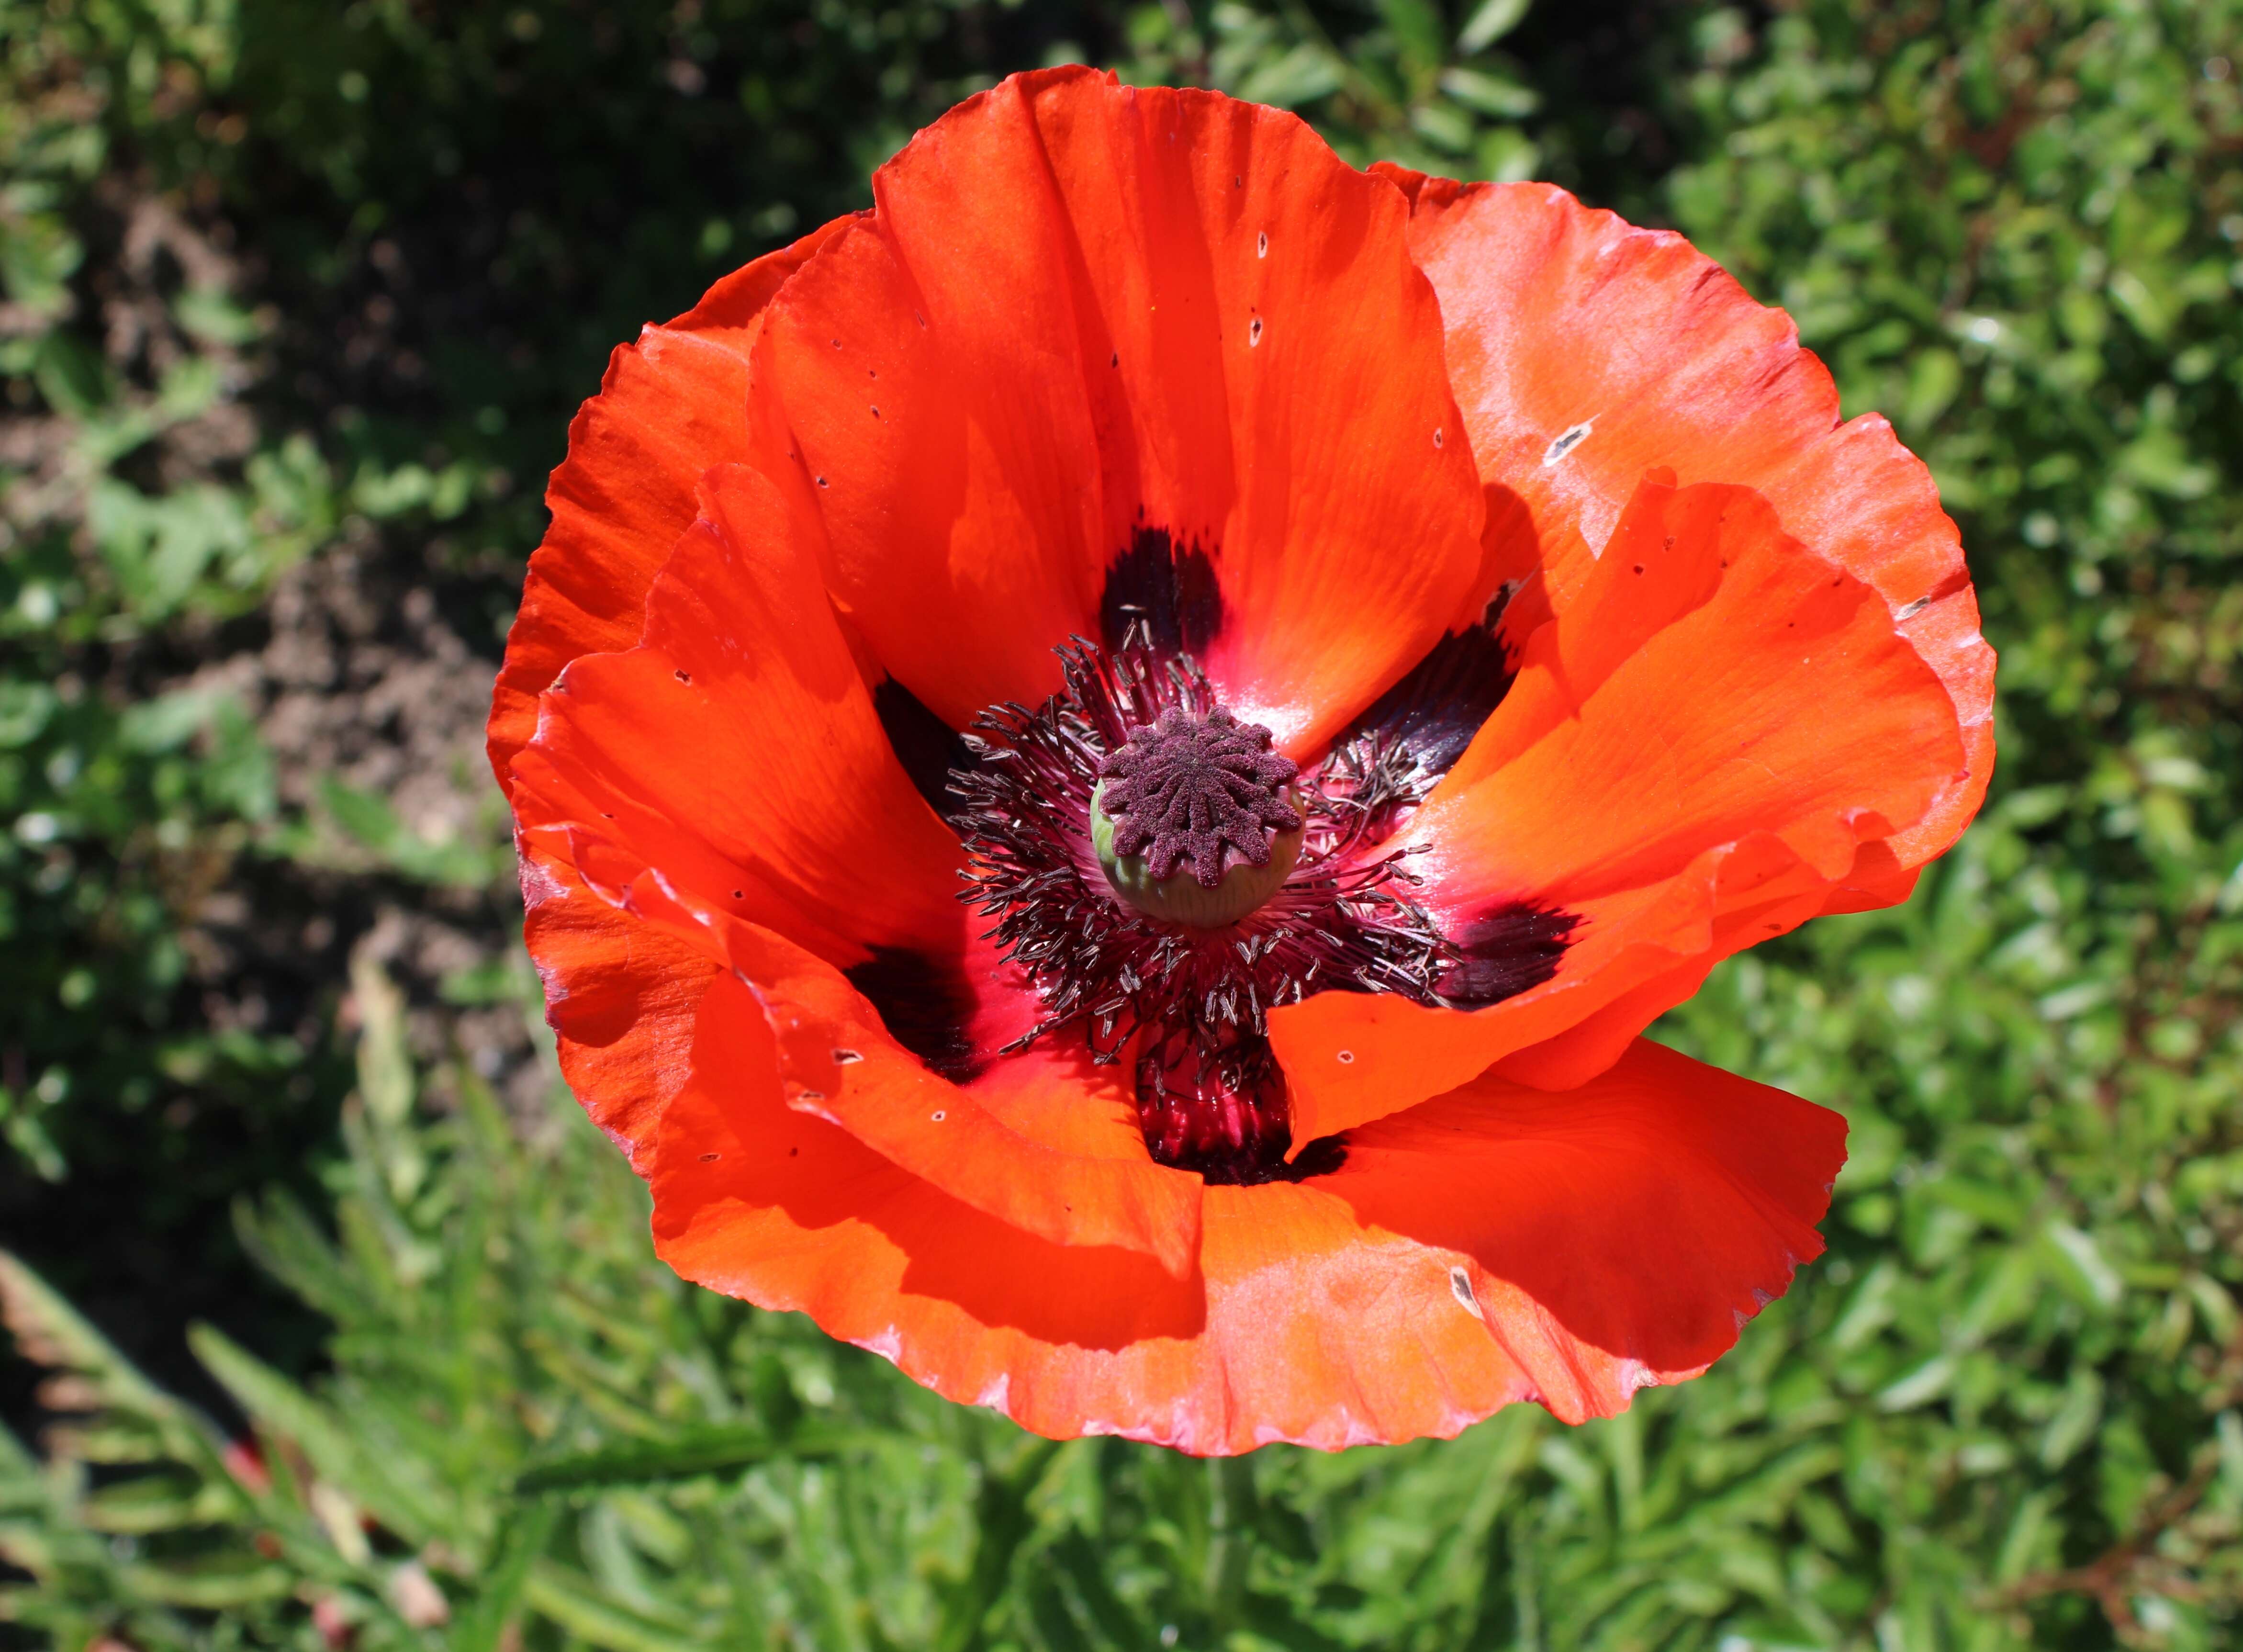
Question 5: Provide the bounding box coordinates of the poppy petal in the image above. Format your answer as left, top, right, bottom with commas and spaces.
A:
652, 999, 1839, 1451
508, 461, 963, 964
757, 67, 1485, 748
518, 844, 722, 1173
1382, 171, 1993, 870
487, 218, 851, 793
650, 973, 1214, 1373
507, 437, 1205, 1273
1273, 474, 1963, 1144
1329, 1037, 1844, 1422
665, 212, 865, 351
523, 805, 1206, 1275
699, 914, 1206, 1277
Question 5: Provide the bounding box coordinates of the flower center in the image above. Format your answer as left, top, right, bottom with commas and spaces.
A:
934, 635, 1570, 1184
1090, 705, 1303, 927
949, 643, 1449, 1183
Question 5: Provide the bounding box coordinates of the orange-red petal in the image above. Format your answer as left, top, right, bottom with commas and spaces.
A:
1274, 474, 1963, 1143
651, 1005, 1840, 1452
508, 461, 962, 965
757, 67, 1486, 749
713, 918, 1204, 1277
1382, 171, 1993, 872
487, 219, 851, 792
518, 843, 722, 1173
523, 838, 1211, 1276
507, 428, 1218, 1271
1328, 1038, 1844, 1421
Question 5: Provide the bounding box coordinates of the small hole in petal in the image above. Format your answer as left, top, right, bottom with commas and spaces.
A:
816, 476, 828, 487
832, 1048, 864, 1065
1335, 1049, 1354, 1065
673, 667, 692, 683
1449, 1265, 1484, 1319
699, 1152, 720, 1163
1542, 420, 1594, 466
732, 890, 743, 899
931, 1109, 947, 1122
1257, 231, 1268, 258
1249, 317, 1263, 347
870, 405, 880, 417
796, 1088, 825, 1102
1433, 427, 1443, 449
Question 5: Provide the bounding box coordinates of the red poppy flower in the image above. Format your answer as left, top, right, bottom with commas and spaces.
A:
489, 68, 1992, 1454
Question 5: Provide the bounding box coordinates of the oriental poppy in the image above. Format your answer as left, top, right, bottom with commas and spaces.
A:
490, 68, 1992, 1454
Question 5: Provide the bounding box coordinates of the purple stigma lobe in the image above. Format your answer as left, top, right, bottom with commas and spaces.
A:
1097, 706, 1302, 887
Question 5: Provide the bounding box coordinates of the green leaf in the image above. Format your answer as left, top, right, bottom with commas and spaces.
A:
1457, 0, 1533, 54
514, 1425, 882, 1493
522, 1563, 700, 1652
188, 1323, 450, 1544
449, 1500, 560, 1652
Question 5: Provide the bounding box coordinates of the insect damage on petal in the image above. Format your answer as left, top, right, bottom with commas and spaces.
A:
1542, 419, 1594, 465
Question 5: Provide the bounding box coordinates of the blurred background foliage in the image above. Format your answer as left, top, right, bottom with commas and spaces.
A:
2, 0, 2241, 1646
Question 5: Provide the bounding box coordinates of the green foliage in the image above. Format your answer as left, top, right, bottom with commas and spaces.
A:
1636, 2, 2243, 1642
0, 2, 305, 1177
5, 0, 2243, 1649
1123, 0, 1545, 180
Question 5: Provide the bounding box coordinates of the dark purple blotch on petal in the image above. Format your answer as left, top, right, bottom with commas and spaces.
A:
1436, 901, 1578, 1008
845, 946, 984, 1082
1100, 523, 1223, 663
1333, 591, 1519, 785
874, 676, 978, 829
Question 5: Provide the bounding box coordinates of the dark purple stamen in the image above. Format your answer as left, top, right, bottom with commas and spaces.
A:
1098, 706, 1301, 886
